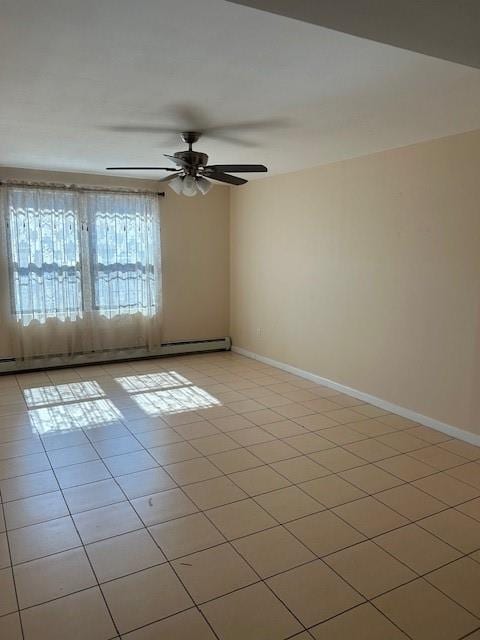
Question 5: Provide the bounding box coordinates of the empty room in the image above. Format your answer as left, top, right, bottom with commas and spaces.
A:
1, 1, 480, 639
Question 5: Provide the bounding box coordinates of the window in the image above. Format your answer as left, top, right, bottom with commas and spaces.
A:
5, 186, 160, 326
87, 193, 158, 318
6, 188, 83, 324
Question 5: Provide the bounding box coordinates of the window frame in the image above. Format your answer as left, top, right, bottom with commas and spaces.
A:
4, 185, 160, 324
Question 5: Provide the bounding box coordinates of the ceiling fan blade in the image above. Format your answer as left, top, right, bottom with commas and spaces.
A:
106, 125, 179, 134
204, 133, 258, 148
203, 171, 247, 186
205, 164, 267, 173
207, 117, 291, 135
158, 172, 183, 182
106, 167, 178, 171
163, 154, 191, 168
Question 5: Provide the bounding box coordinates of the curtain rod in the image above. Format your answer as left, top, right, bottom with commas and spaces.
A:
0, 180, 165, 197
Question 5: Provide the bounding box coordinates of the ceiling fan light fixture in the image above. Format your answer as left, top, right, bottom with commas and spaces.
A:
182, 176, 198, 198
182, 175, 198, 197
196, 176, 212, 195
169, 175, 185, 195
168, 174, 211, 197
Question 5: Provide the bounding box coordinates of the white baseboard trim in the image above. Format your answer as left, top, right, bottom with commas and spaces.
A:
232, 345, 480, 447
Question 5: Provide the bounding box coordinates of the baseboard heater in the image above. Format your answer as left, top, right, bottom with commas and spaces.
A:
0, 337, 232, 375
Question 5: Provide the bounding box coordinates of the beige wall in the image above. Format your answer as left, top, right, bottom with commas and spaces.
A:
230, 130, 480, 435
3, 131, 480, 437
0, 167, 230, 356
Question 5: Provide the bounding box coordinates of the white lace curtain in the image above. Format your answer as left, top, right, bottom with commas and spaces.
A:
0, 185, 162, 360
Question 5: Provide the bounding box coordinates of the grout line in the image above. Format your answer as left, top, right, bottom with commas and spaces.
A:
98, 457, 223, 639
2, 434, 480, 543
0, 497, 25, 639
50, 378, 225, 640
458, 627, 480, 640
175, 493, 311, 635
0, 467, 477, 526
30, 427, 122, 638
0, 353, 480, 638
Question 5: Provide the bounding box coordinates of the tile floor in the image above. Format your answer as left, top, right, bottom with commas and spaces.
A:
0, 351, 479, 639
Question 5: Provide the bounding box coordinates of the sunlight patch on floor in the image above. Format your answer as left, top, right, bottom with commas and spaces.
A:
29, 398, 123, 433
132, 385, 221, 415
114, 372, 191, 393
23, 381, 105, 408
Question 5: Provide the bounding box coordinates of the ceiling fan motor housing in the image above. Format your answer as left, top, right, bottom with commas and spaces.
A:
174, 150, 209, 174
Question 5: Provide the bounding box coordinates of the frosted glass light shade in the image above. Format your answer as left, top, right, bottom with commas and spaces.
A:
182, 175, 198, 197
196, 176, 212, 195
168, 175, 212, 197
169, 175, 184, 195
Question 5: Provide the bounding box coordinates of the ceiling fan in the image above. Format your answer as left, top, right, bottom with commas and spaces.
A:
106, 131, 268, 197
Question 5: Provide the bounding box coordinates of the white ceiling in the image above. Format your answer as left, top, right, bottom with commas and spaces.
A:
1, 0, 480, 179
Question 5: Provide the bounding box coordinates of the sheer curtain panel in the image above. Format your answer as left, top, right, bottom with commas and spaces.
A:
0, 185, 162, 361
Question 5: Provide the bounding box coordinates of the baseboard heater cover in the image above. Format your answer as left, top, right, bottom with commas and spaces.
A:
0, 337, 232, 374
